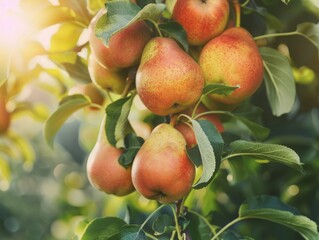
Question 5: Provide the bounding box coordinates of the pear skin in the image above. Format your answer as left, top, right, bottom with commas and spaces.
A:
86, 118, 135, 196
0, 95, 10, 134
88, 54, 127, 94
88, 9, 153, 71
131, 123, 195, 203
68, 83, 105, 109
173, 0, 229, 46
199, 27, 264, 105
136, 37, 205, 116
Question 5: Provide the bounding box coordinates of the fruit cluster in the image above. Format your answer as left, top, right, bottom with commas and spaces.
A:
84, 0, 264, 204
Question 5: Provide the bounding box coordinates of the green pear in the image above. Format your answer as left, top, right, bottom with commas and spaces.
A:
86, 118, 135, 196
136, 37, 205, 116
172, 0, 229, 46
88, 9, 153, 71
0, 94, 10, 134
131, 123, 195, 203
88, 54, 127, 94
199, 27, 264, 105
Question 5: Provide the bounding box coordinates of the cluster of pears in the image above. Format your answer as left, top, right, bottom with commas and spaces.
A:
85, 0, 264, 203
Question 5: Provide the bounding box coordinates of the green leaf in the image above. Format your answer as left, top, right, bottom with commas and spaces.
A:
109, 225, 147, 240
191, 119, 224, 189
202, 83, 238, 97
227, 140, 303, 172
231, 114, 270, 140
81, 217, 127, 240
44, 94, 91, 147
158, 21, 189, 52
260, 47, 296, 117
186, 145, 202, 167
96, 2, 165, 46
186, 210, 213, 240
0, 156, 11, 185
119, 133, 144, 168
296, 22, 319, 57
105, 95, 134, 148
281, 0, 290, 4
152, 214, 175, 235
239, 195, 319, 240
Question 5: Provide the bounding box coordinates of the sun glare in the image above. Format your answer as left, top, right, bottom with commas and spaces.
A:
0, 0, 33, 51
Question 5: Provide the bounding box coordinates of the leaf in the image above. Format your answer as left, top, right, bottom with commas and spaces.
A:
227, 140, 303, 172
81, 217, 127, 240
96, 2, 165, 46
0, 156, 11, 186
260, 47, 296, 116
202, 83, 238, 97
119, 133, 144, 168
191, 119, 224, 189
44, 94, 91, 147
186, 210, 213, 240
186, 145, 202, 167
105, 95, 134, 148
231, 114, 270, 140
109, 225, 147, 240
296, 22, 319, 57
50, 22, 83, 52
239, 195, 319, 240
152, 214, 175, 235
159, 21, 189, 52
281, 0, 290, 4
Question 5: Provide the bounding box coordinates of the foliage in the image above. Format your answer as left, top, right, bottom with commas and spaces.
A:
0, 0, 319, 239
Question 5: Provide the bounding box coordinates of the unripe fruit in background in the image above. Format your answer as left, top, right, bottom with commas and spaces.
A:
68, 83, 105, 109
0, 95, 10, 134
136, 37, 205, 116
132, 123, 195, 203
172, 0, 229, 46
175, 104, 224, 148
88, 9, 153, 71
199, 27, 264, 105
88, 54, 127, 94
87, 118, 135, 196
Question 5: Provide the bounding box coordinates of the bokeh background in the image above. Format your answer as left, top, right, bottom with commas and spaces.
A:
0, 0, 318, 239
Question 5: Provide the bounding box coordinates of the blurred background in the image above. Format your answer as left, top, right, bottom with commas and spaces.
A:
0, 0, 318, 239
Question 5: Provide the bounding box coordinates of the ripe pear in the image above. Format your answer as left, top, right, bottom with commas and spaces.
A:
88, 9, 153, 71
131, 123, 195, 203
88, 54, 127, 94
86, 118, 135, 196
0, 95, 10, 134
175, 104, 224, 148
136, 37, 205, 116
172, 0, 229, 46
68, 83, 105, 109
199, 27, 264, 105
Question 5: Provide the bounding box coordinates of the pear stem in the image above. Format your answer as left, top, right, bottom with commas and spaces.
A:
148, 19, 163, 37
170, 204, 184, 240
121, 67, 137, 98
231, 0, 241, 27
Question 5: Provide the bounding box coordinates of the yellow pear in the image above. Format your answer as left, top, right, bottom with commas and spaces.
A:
199, 27, 264, 105
136, 37, 205, 116
86, 118, 135, 196
88, 54, 127, 94
131, 123, 195, 203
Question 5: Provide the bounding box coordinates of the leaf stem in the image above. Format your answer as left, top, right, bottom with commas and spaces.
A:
254, 31, 298, 41
211, 217, 243, 240
170, 205, 184, 240
148, 19, 163, 37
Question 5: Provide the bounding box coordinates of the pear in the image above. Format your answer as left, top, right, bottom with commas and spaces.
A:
88, 54, 127, 94
88, 9, 153, 71
131, 123, 195, 203
68, 83, 105, 110
199, 27, 264, 105
86, 118, 135, 196
0, 94, 10, 134
173, 0, 229, 46
136, 37, 205, 116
